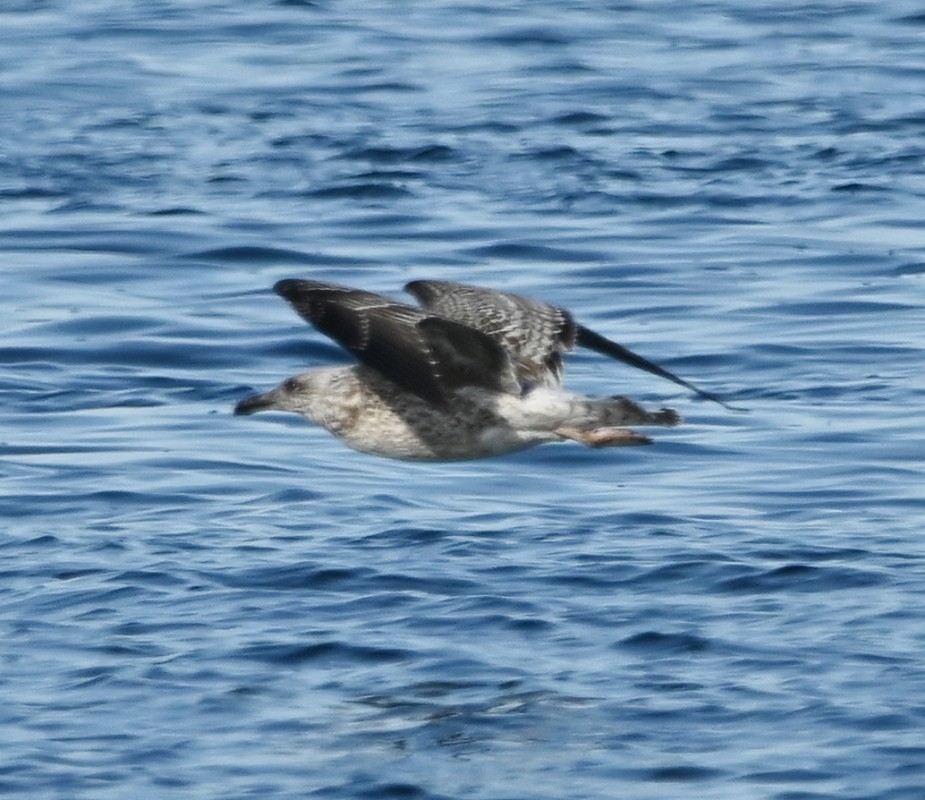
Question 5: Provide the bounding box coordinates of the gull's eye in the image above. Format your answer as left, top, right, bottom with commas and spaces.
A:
284, 377, 300, 392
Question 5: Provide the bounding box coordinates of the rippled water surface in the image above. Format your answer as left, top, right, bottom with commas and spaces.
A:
3, 2, 925, 798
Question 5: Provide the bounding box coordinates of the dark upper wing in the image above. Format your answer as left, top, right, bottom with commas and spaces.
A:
406, 279, 736, 408
405, 280, 576, 387
273, 279, 519, 404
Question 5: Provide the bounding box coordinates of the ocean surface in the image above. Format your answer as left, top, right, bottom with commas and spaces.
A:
2, 2, 924, 798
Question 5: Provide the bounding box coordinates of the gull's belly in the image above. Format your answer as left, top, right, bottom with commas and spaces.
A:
330, 389, 553, 461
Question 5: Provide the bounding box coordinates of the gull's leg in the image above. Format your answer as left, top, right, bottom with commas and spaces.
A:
555, 426, 652, 447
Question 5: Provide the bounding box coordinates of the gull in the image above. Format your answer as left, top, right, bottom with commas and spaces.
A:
234, 279, 729, 461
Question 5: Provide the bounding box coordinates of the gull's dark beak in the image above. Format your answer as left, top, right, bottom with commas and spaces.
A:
234, 390, 277, 416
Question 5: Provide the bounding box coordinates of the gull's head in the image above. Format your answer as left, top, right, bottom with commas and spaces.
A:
234, 372, 321, 417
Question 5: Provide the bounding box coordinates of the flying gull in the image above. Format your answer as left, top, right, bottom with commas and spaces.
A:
235, 279, 729, 461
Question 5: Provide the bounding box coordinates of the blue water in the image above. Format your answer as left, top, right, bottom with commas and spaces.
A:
3, 1, 924, 798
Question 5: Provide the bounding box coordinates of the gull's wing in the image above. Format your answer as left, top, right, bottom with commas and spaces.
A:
273, 279, 519, 404
573, 325, 737, 409
407, 279, 734, 407
405, 280, 576, 387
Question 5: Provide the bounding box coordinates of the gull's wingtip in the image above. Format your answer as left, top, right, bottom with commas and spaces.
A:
695, 392, 749, 413
273, 278, 301, 299
576, 323, 744, 412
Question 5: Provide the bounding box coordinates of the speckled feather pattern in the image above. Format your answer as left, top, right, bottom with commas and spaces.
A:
405, 280, 577, 388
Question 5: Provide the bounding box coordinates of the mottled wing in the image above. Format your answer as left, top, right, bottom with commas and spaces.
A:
274, 279, 519, 404
405, 280, 577, 388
